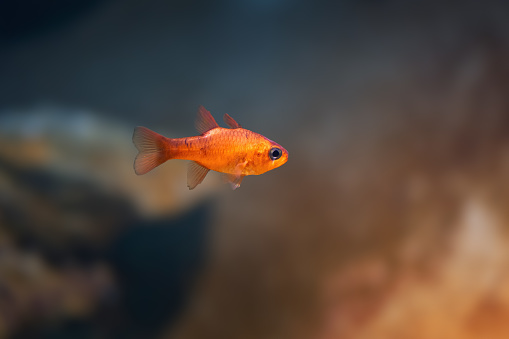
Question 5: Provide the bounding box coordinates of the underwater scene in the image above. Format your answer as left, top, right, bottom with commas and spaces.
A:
1, 0, 509, 338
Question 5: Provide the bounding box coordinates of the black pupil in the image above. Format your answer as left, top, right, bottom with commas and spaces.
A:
270, 148, 281, 160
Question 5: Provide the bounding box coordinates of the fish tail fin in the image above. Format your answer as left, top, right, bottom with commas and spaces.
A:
132, 126, 171, 175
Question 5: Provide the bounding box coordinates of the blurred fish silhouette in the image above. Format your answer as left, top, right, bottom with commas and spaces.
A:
133, 106, 288, 190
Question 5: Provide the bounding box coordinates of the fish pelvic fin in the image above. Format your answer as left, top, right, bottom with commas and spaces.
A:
196, 105, 219, 134
132, 126, 171, 175
222, 161, 248, 190
222, 173, 245, 190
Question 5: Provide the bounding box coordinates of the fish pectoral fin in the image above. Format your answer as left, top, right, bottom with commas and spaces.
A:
222, 173, 245, 190
187, 161, 210, 190
196, 106, 219, 134
223, 113, 242, 129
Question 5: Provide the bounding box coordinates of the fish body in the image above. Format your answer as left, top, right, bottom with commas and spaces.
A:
133, 106, 288, 189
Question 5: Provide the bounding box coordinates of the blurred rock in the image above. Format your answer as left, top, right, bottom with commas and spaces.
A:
0, 108, 214, 338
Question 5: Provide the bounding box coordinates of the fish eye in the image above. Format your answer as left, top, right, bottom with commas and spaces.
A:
269, 147, 282, 160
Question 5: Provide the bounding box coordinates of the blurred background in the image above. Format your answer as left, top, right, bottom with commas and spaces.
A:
1, 0, 509, 338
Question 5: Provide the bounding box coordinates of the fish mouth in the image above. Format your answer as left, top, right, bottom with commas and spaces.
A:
279, 146, 289, 164
281, 145, 289, 157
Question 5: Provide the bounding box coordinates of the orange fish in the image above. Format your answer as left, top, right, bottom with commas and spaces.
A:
132, 106, 288, 190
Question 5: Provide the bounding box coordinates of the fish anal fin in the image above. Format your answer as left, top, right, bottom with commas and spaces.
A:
223, 113, 242, 129
187, 161, 210, 190
196, 105, 219, 134
132, 126, 170, 175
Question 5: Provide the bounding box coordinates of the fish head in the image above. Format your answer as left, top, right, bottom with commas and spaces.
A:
253, 137, 288, 174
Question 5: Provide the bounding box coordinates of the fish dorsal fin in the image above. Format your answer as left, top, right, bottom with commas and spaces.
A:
223, 113, 242, 129
187, 161, 210, 190
196, 106, 219, 134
